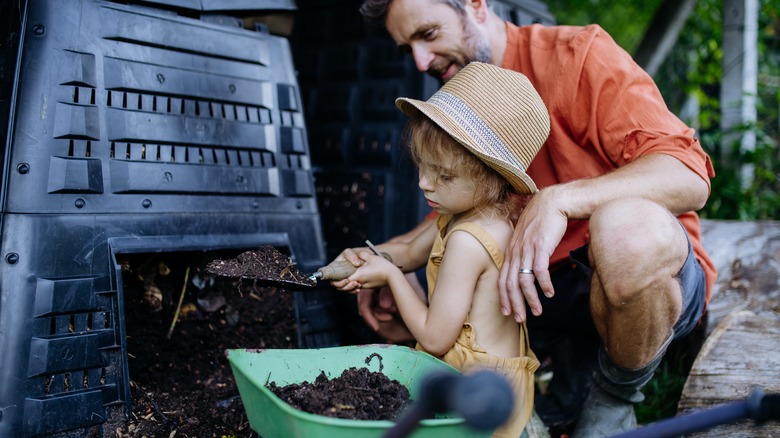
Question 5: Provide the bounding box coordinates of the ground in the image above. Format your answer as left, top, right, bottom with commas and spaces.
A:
112, 250, 404, 438
115, 252, 298, 437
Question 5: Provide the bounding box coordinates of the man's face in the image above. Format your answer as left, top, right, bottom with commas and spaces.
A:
385, 0, 491, 84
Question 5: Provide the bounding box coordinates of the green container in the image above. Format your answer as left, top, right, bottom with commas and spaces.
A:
227, 344, 495, 438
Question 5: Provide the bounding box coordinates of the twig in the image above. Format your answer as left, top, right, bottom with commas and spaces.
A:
167, 265, 190, 339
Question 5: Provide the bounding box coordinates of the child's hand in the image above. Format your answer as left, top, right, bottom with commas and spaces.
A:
348, 250, 399, 290
328, 247, 366, 292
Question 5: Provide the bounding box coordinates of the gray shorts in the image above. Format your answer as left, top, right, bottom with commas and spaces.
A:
528, 224, 707, 340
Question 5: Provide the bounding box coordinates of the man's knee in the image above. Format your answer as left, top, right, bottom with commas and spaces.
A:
590, 199, 685, 268
589, 198, 687, 305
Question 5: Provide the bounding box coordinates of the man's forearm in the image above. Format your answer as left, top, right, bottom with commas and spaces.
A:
550, 154, 709, 219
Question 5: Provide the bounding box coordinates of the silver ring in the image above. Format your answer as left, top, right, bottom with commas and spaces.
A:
518, 268, 534, 275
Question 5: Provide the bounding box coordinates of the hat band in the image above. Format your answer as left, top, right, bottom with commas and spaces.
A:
428, 91, 525, 170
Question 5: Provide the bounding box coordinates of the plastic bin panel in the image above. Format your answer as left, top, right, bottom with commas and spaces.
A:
109, 160, 281, 195
100, 4, 272, 65
103, 57, 275, 108
24, 389, 107, 436
47, 157, 104, 194
33, 276, 111, 316
28, 332, 112, 377
4, 0, 312, 215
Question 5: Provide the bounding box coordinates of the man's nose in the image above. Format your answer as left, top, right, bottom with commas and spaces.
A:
412, 45, 434, 73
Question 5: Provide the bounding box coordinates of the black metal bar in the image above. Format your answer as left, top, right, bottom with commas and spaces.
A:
611, 387, 780, 438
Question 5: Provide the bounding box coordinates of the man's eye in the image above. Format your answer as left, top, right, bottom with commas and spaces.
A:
423, 29, 437, 41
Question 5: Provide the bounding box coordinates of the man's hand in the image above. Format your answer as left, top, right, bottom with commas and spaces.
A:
356, 287, 414, 343
499, 187, 568, 322
329, 248, 413, 343
356, 287, 395, 331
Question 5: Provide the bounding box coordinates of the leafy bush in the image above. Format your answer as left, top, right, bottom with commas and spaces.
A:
656, 0, 779, 220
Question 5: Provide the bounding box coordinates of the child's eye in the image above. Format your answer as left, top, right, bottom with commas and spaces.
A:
438, 174, 453, 183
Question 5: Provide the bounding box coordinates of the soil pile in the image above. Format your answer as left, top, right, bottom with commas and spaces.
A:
268, 367, 412, 420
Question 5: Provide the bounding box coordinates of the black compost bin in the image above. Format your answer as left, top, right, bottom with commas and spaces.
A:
0, 0, 339, 436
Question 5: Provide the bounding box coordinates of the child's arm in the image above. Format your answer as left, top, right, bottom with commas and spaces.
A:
330, 220, 436, 293
350, 230, 491, 356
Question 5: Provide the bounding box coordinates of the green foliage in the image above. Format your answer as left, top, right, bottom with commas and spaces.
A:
544, 0, 663, 53
658, 0, 780, 220
635, 356, 690, 424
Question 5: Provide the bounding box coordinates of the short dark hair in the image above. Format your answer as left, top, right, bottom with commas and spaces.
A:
359, 0, 467, 25
358, 0, 392, 25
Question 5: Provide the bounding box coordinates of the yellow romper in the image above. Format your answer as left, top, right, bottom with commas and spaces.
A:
418, 215, 540, 438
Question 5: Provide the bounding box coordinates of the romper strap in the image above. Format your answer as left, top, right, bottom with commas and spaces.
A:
442, 222, 504, 270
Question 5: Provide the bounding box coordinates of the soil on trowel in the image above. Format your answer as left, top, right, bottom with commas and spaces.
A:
206, 245, 316, 287
268, 366, 412, 420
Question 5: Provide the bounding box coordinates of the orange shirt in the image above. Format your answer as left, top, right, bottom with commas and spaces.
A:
500, 23, 717, 304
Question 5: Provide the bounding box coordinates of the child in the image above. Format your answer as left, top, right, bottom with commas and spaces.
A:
339, 62, 550, 437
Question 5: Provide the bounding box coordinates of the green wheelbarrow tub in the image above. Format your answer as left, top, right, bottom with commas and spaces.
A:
227, 344, 495, 438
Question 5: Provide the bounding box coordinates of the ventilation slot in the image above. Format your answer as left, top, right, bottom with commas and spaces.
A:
105, 90, 272, 124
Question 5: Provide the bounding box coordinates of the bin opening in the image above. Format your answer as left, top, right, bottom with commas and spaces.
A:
112, 238, 304, 435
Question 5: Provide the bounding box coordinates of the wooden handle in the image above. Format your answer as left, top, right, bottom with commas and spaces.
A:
316, 260, 359, 281
316, 252, 393, 281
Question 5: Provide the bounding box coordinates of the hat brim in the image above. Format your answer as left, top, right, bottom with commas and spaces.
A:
397, 97, 538, 195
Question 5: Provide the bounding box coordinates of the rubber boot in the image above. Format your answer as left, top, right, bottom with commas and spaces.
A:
571, 333, 674, 438
533, 330, 598, 428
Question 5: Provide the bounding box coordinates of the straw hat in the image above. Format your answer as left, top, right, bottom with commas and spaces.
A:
395, 62, 550, 194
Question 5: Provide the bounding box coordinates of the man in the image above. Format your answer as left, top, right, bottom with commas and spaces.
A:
338, 0, 717, 436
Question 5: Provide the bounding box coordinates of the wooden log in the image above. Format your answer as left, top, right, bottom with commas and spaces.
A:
677, 310, 780, 436
700, 219, 780, 335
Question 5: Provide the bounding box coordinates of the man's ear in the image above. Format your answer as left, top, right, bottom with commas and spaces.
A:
466, 0, 489, 22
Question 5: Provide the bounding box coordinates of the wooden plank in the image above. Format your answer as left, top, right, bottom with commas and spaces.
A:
677, 310, 780, 436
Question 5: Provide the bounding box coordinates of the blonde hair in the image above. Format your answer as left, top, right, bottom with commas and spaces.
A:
405, 114, 512, 217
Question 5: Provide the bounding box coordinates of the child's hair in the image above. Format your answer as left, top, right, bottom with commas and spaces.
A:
405, 114, 512, 217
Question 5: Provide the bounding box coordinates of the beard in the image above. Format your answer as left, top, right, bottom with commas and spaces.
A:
428, 15, 491, 84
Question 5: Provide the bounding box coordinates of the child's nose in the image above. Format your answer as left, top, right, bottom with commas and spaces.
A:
418, 174, 434, 191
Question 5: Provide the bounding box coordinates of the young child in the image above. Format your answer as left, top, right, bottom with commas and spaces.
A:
339, 62, 550, 437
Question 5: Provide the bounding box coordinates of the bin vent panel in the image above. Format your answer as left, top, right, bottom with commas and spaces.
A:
4, 0, 314, 214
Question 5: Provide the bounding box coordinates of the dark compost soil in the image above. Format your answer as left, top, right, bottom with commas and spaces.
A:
268, 367, 411, 421
111, 250, 404, 438
206, 245, 316, 288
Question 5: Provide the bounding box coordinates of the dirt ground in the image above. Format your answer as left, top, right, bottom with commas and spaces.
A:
115, 252, 299, 437
111, 250, 407, 438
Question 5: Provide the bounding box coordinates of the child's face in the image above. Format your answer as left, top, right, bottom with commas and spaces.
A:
417, 158, 477, 216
